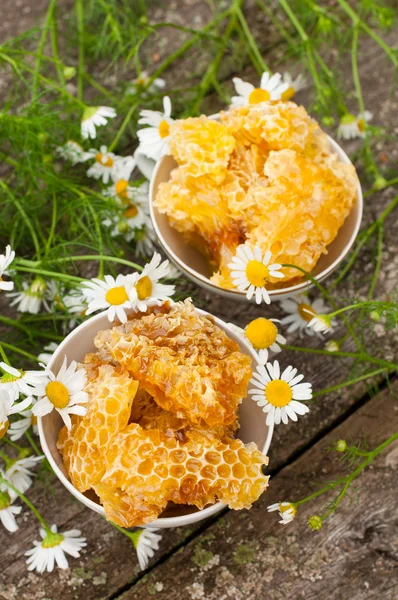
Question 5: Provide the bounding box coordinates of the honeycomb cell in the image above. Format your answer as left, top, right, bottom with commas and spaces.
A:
57, 364, 139, 492
95, 422, 268, 527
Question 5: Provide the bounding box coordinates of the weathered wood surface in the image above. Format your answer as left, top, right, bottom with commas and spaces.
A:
0, 2, 397, 599
123, 382, 398, 600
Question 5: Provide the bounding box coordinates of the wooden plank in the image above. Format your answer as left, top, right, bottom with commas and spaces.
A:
118, 381, 398, 600
0, 11, 397, 600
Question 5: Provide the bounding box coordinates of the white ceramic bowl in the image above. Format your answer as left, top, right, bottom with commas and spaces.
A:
149, 136, 363, 302
38, 309, 273, 529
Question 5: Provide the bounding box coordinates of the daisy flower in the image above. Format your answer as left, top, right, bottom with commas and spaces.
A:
230, 72, 289, 107
249, 360, 311, 426
9, 408, 38, 441
31, 358, 88, 430
228, 245, 284, 305
137, 96, 174, 161
7, 277, 49, 314
128, 253, 175, 312
25, 524, 87, 573
62, 292, 88, 329
0, 362, 46, 398
279, 294, 331, 337
127, 70, 166, 95
0, 388, 32, 439
133, 528, 162, 571
0, 491, 21, 532
337, 110, 373, 140
134, 146, 156, 180
81, 274, 135, 324
86, 145, 122, 184
56, 141, 91, 165
230, 318, 286, 365
267, 501, 296, 525
102, 156, 137, 204
281, 72, 306, 101
81, 105, 116, 140
0, 245, 15, 292
1, 455, 43, 501
102, 204, 148, 239
307, 313, 333, 334
37, 342, 59, 366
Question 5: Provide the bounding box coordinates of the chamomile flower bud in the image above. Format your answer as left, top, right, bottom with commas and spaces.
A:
324, 339, 340, 352
335, 439, 347, 453
63, 66, 76, 80
308, 515, 323, 531
370, 310, 381, 322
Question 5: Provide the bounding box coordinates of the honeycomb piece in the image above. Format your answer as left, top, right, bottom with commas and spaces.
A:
155, 167, 242, 266
57, 364, 139, 492
96, 422, 268, 527
220, 101, 317, 152
95, 300, 252, 428
169, 116, 235, 183
157, 100, 359, 290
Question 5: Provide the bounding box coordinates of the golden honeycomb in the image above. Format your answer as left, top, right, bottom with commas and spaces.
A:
95, 300, 252, 428
154, 101, 358, 288
94, 422, 268, 527
57, 364, 139, 492
57, 301, 268, 527
169, 116, 236, 184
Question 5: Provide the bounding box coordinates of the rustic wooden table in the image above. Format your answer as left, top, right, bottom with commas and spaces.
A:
0, 3, 397, 599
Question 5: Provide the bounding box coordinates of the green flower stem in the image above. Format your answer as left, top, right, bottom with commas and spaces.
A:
334, 194, 398, 285
0, 342, 40, 363
0, 344, 10, 365
50, 4, 65, 89
335, 0, 397, 68
0, 450, 13, 469
0, 182, 41, 259
281, 344, 397, 371
110, 521, 140, 546
26, 430, 42, 456
0, 316, 62, 342
12, 266, 84, 283
32, 0, 57, 98
2, 438, 24, 451
0, 477, 51, 534
83, 71, 112, 99
351, 24, 379, 179
364, 178, 398, 198
44, 194, 58, 258
281, 263, 362, 352
17, 255, 143, 272
234, 3, 270, 75
108, 101, 138, 152
312, 367, 389, 398
295, 431, 398, 512
329, 300, 397, 319
76, 0, 85, 102
367, 223, 383, 301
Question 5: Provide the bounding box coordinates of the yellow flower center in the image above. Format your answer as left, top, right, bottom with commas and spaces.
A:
135, 276, 153, 300
280, 503, 296, 516
297, 303, 317, 322
105, 286, 129, 306
115, 179, 129, 196
124, 205, 138, 219
46, 381, 70, 409
42, 532, 64, 549
357, 118, 365, 132
0, 420, 9, 440
245, 318, 278, 349
265, 379, 292, 407
248, 88, 270, 104
32, 415, 38, 426
245, 260, 269, 287
95, 153, 113, 167
158, 120, 170, 139
281, 86, 295, 101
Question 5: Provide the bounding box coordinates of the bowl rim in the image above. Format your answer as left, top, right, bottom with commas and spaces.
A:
38, 307, 274, 528
149, 135, 363, 299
